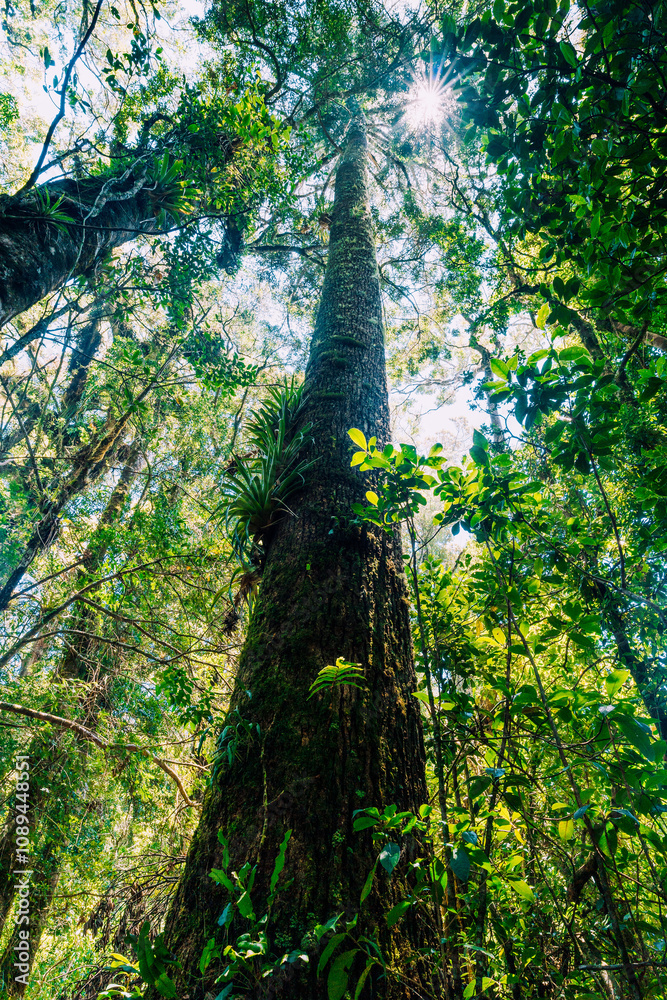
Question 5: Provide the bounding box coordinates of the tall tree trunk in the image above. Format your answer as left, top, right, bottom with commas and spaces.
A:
0, 174, 163, 328
158, 116, 434, 999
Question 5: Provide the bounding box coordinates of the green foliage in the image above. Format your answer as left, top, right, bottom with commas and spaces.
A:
202, 830, 300, 995
349, 301, 667, 995
308, 658, 366, 698
212, 703, 261, 777
313, 912, 385, 1000
0, 92, 18, 133
28, 188, 76, 230
97, 923, 178, 999
446, 0, 667, 341
219, 380, 314, 567
348, 428, 445, 528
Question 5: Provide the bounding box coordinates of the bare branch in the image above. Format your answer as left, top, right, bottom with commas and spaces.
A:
16, 0, 105, 195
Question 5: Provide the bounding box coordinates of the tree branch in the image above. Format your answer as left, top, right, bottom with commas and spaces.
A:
16, 0, 105, 195
0, 700, 195, 806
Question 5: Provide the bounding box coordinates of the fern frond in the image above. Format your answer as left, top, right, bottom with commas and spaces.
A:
308, 658, 367, 699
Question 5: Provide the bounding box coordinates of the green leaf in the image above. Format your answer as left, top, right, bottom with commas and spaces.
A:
468, 775, 492, 799
559, 40, 578, 67
308, 659, 366, 698
360, 863, 376, 902
327, 949, 357, 1000
237, 890, 254, 919
470, 445, 490, 467
536, 303, 550, 329
317, 933, 346, 975
379, 842, 401, 874
353, 816, 379, 832
639, 376, 665, 401
558, 819, 575, 841
136, 923, 159, 982
348, 428, 367, 450
210, 868, 234, 891
489, 357, 510, 379
559, 345, 589, 362
614, 714, 656, 761
605, 669, 630, 698
154, 973, 177, 998
354, 963, 373, 1000
464, 983, 475, 999
365, 491, 379, 506
314, 914, 343, 941
508, 879, 535, 902
269, 829, 292, 896
199, 937, 220, 975
449, 846, 470, 882
473, 429, 489, 450
386, 899, 412, 927
214, 987, 235, 1000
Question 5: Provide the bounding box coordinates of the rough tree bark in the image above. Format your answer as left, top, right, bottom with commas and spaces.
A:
0, 174, 164, 328
157, 116, 435, 999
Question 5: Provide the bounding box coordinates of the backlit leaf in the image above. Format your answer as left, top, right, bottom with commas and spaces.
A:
348, 428, 367, 450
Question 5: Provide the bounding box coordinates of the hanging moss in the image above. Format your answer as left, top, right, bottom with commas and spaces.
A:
330, 335, 366, 348
317, 350, 351, 368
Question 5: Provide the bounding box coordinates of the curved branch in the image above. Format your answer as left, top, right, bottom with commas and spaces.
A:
0, 557, 168, 670
16, 0, 105, 195
0, 700, 195, 807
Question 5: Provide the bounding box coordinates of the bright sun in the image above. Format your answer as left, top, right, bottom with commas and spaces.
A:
413, 83, 444, 123
405, 73, 450, 129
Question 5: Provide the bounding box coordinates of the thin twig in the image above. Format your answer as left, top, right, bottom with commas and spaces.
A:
16, 0, 105, 194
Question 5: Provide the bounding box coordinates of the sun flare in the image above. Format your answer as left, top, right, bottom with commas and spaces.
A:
405, 72, 450, 129
413, 83, 444, 123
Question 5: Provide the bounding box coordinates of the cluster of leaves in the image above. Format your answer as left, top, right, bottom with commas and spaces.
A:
348, 306, 667, 997
440, 0, 667, 338
217, 380, 314, 571
201, 828, 295, 998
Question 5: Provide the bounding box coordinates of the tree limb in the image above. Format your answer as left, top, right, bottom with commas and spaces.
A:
15, 0, 105, 195
0, 700, 195, 806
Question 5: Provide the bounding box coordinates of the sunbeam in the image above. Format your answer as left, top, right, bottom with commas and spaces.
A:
404, 59, 453, 129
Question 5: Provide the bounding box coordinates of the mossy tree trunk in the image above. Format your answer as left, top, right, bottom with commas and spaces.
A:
160, 116, 434, 1000
0, 176, 162, 329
